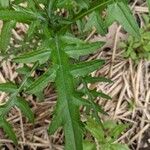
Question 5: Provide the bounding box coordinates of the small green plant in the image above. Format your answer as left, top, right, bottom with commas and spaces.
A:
83, 118, 129, 150
121, 0, 150, 62
121, 24, 150, 62
0, 0, 141, 149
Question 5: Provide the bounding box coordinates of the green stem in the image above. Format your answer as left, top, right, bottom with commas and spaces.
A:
51, 36, 82, 150
1, 62, 38, 116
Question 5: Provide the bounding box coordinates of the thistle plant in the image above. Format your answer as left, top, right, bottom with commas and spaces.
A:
0, 0, 141, 149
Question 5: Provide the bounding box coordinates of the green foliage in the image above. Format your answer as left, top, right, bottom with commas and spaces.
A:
0, 0, 9, 8
26, 65, 58, 94
147, 0, 150, 15
107, 0, 140, 38
0, 0, 140, 149
84, 11, 107, 35
64, 41, 105, 59
0, 117, 17, 144
0, 82, 18, 93
0, 10, 40, 22
84, 118, 129, 150
71, 59, 105, 77
15, 97, 34, 123
0, 21, 15, 53
121, 16, 150, 62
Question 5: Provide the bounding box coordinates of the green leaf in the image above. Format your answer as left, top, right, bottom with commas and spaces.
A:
48, 113, 63, 134
90, 90, 112, 100
76, 20, 85, 34
13, 49, 51, 64
110, 124, 127, 139
105, 9, 115, 28
85, 76, 113, 83
0, 117, 17, 144
111, 143, 129, 150
0, 10, 38, 22
92, 103, 108, 115
26, 21, 40, 38
34, 91, 44, 101
107, 1, 140, 38
57, 0, 73, 9
83, 141, 96, 150
143, 43, 150, 52
0, 82, 18, 93
73, 0, 112, 21
71, 59, 105, 77
23, 77, 34, 89
49, 37, 83, 150
74, 0, 90, 9
103, 120, 118, 130
72, 96, 91, 107
13, 0, 25, 5
86, 118, 105, 142
84, 11, 107, 35
37, 0, 47, 5
0, 0, 9, 8
27, 65, 58, 94
0, 21, 15, 53
15, 97, 34, 123
16, 64, 31, 75
142, 32, 150, 40
48, 0, 57, 18
65, 41, 104, 59
100, 144, 112, 150
147, 0, 150, 16
27, 0, 36, 10
61, 35, 85, 44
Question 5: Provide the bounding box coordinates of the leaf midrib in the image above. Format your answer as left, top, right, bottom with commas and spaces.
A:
55, 37, 78, 150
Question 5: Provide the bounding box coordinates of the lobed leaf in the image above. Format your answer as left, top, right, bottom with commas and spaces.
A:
49, 37, 83, 150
